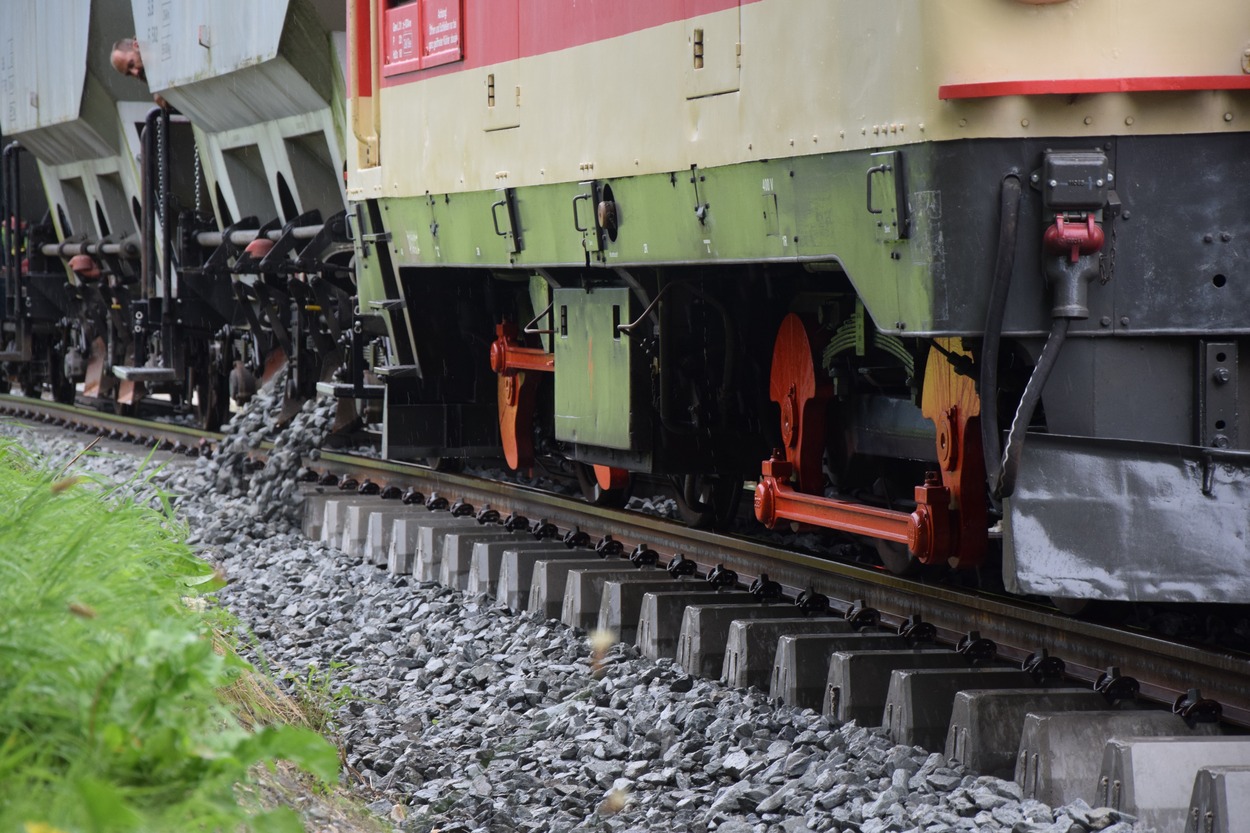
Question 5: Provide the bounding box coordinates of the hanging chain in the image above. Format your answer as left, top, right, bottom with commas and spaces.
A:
194, 149, 203, 220
157, 114, 167, 230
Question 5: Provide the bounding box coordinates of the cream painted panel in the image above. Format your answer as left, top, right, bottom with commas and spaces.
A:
363, 0, 1249, 199
683, 5, 740, 98
129, 0, 287, 92
930, 0, 1248, 85
200, 108, 342, 224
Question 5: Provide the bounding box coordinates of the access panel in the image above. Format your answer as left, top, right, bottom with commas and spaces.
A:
553, 287, 633, 450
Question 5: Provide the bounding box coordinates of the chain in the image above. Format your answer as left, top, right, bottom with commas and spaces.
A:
1101, 210, 1116, 286
157, 114, 166, 230
194, 149, 203, 219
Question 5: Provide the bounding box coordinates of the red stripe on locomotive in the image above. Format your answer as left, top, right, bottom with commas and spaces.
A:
376, 0, 759, 87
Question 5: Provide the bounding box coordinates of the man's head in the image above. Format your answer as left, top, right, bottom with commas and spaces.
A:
110, 37, 145, 81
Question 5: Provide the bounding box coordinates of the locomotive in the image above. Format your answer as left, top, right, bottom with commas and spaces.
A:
4, 0, 1250, 607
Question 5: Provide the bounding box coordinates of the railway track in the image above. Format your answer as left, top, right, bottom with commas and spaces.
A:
5, 392, 1249, 829
6, 392, 1247, 724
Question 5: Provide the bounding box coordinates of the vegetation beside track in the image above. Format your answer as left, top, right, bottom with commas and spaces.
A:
0, 439, 339, 832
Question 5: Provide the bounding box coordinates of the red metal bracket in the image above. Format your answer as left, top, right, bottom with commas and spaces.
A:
491, 321, 554, 471
754, 453, 954, 563
490, 321, 555, 376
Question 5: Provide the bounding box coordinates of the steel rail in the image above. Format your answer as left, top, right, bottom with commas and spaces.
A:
4, 392, 1249, 727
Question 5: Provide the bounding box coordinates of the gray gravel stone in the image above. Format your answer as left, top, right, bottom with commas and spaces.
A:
0, 386, 1098, 833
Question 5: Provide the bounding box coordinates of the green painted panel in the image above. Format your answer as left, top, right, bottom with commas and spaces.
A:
353, 252, 387, 308
552, 287, 632, 449
351, 144, 945, 334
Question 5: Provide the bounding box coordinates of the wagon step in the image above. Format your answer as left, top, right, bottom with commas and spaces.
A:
112, 366, 178, 383
315, 381, 385, 400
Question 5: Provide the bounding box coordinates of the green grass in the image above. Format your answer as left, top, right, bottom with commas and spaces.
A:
0, 439, 339, 833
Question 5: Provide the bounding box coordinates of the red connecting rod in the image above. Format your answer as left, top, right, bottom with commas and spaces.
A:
753, 451, 955, 564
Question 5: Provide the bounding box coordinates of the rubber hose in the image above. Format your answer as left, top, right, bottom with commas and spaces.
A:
996, 316, 1070, 499
980, 175, 1022, 495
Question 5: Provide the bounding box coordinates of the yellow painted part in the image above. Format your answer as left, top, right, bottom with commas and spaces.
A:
350, 0, 1250, 200
921, 338, 980, 424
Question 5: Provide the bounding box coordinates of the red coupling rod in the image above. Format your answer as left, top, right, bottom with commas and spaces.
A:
490, 321, 554, 375
753, 450, 954, 564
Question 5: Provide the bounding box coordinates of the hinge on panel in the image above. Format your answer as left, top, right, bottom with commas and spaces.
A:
690, 165, 709, 224
491, 187, 523, 254
865, 150, 908, 242
1199, 341, 1238, 449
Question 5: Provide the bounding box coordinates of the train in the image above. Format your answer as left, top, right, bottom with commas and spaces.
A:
2, 0, 1248, 607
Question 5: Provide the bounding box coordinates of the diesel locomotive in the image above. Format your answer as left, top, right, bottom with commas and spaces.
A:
4, 0, 1249, 606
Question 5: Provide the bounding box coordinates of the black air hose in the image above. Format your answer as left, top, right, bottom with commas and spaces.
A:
995, 315, 1069, 499
980, 175, 1022, 495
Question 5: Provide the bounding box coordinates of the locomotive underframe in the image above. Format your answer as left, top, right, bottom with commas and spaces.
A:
355, 131, 1250, 601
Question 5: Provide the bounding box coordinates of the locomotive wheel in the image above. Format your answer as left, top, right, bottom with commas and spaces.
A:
50, 372, 75, 405
48, 339, 76, 404
768, 313, 832, 493
574, 462, 632, 507
19, 370, 40, 399
192, 365, 230, 431
875, 540, 918, 576
674, 473, 743, 530
498, 373, 538, 471
228, 361, 258, 406
1050, 596, 1093, 616
920, 338, 988, 568
422, 457, 463, 473
868, 477, 921, 575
